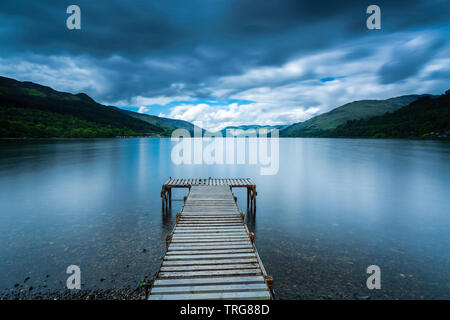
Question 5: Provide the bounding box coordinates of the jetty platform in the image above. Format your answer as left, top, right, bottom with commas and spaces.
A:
148, 179, 272, 300
160, 178, 257, 214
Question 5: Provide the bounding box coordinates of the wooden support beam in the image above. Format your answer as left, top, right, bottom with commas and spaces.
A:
247, 187, 250, 209
169, 188, 172, 208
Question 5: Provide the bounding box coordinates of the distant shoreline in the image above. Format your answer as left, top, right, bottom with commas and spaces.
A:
1, 136, 449, 141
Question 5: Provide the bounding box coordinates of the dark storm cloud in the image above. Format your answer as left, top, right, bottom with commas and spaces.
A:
377, 38, 443, 84
2, 0, 446, 57
0, 0, 448, 104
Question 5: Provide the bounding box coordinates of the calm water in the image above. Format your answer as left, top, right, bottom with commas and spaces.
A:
0, 138, 449, 299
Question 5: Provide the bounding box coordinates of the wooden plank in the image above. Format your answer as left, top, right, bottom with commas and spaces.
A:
186, 200, 235, 202
178, 217, 241, 220
170, 238, 251, 244
178, 214, 240, 218
171, 240, 250, 245
174, 228, 246, 232
164, 253, 256, 260
177, 222, 243, 228
166, 249, 254, 255
177, 222, 242, 225
174, 227, 245, 231
160, 263, 259, 272
175, 225, 245, 229
158, 268, 262, 278
178, 219, 242, 222
179, 213, 241, 216
183, 205, 238, 207
175, 226, 244, 230
178, 222, 242, 225
148, 290, 271, 300
178, 219, 241, 221
180, 213, 241, 216
151, 283, 268, 294
179, 218, 241, 221
170, 243, 252, 248
171, 238, 250, 243
176, 225, 243, 228
171, 239, 250, 244
172, 234, 249, 239
168, 245, 253, 251
162, 259, 258, 266
152, 276, 265, 287
172, 234, 249, 238
178, 221, 242, 224
176, 225, 243, 229
182, 210, 239, 212
174, 230, 247, 234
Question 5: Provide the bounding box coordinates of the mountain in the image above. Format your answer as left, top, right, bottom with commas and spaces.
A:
316, 90, 450, 139
120, 109, 206, 135
160, 117, 206, 135
119, 109, 178, 132
280, 95, 426, 137
0, 76, 198, 138
219, 125, 287, 136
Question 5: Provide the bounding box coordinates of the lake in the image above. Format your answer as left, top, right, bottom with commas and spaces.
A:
0, 138, 449, 299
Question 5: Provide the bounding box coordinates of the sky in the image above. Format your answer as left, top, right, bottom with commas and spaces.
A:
0, 0, 449, 132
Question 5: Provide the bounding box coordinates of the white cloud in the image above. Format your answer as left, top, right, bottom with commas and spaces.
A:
0, 55, 107, 96
159, 101, 320, 132
156, 29, 449, 132
1, 28, 448, 133
138, 106, 151, 114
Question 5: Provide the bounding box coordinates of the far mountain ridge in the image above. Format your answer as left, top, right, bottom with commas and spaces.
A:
0, 75, 202, 138
316, 90, 449, 139
280, 94, 428, 137
1, 75, 445, 140
218, 124, 287, 136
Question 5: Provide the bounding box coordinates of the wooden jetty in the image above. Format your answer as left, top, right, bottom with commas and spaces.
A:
161, 178, 257, 214
148, 181, 272, 300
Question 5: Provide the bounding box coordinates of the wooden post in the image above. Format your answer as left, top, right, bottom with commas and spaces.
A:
253, 186, 257, 213
161, 186, 170, 214
251, 187, 254, 212
166, 190, 169, 209
165, 234, 173, 248
264, 275, 274, 296
168, 188, 172, 208
247, 187, 250, 209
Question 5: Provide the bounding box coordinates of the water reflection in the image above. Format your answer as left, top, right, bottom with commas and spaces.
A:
0, 138, 449, 299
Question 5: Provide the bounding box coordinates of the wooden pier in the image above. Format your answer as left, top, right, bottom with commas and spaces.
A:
161, 178, 257, 214
148, 181, 272, 300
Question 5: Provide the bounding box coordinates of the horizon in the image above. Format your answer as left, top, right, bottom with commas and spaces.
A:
0, 1, 449, 131
4, 73, 445, 133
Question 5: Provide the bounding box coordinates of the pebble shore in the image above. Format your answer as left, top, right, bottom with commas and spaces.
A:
0, 286, 144, 300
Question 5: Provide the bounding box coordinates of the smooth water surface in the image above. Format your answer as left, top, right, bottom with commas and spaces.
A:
0, 138, 449, 299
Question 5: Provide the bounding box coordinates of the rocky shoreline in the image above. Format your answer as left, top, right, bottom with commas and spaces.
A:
0, 286, 145, 300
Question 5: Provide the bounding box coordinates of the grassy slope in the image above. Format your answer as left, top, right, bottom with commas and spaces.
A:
159, 117, 207, 135
0, 106, 144, 138
321, 91, 450, 139
118, 109, 177, 134
280, 95, 424, 137
0, 76, 168, 137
